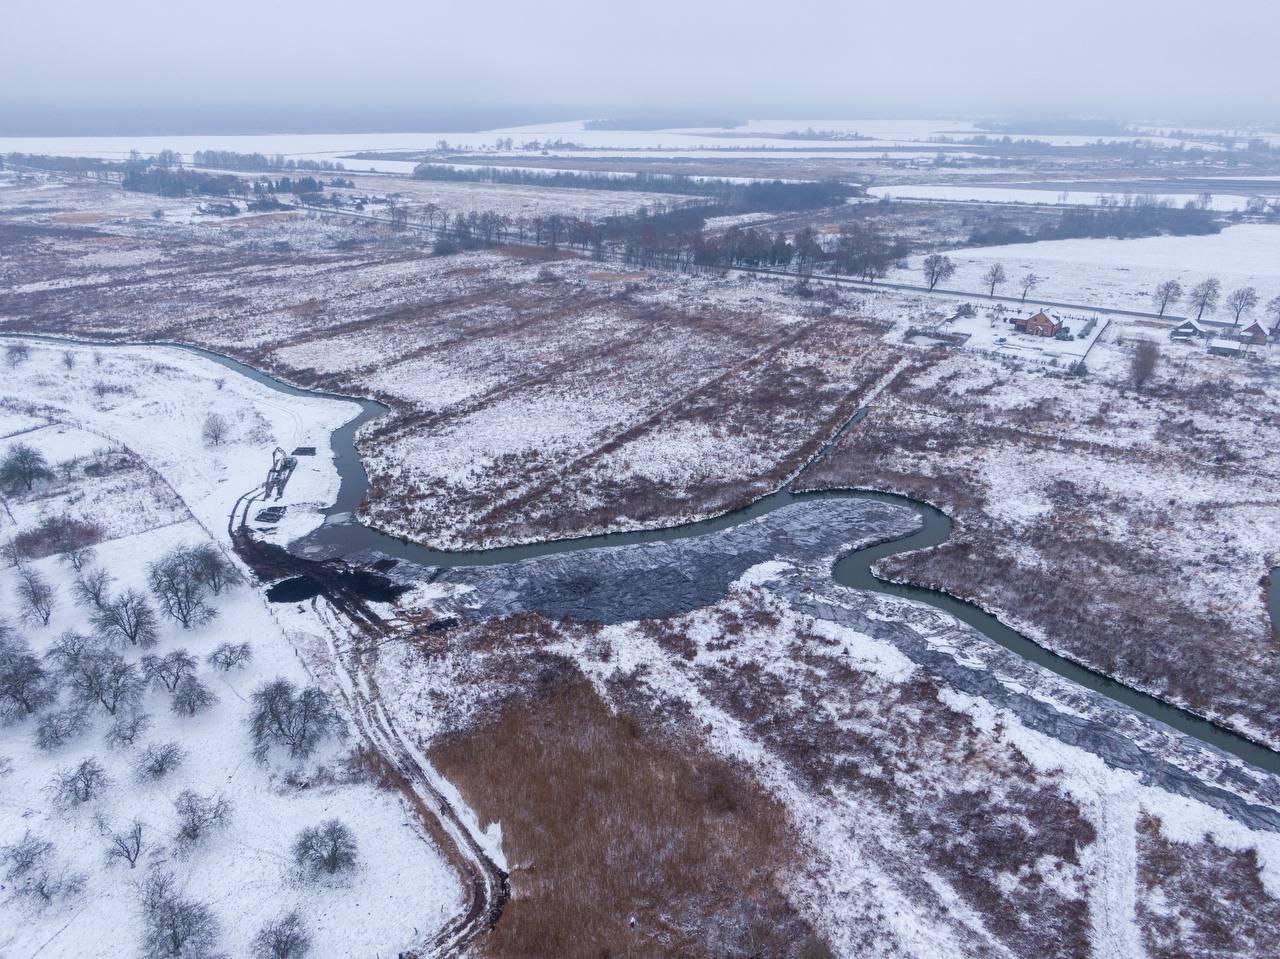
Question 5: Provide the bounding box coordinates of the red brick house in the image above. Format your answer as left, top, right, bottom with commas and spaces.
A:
1239, 319, 1270, 345
1014, 310, 1062, 337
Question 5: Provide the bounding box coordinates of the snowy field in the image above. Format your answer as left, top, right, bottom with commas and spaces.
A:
890, 224, 1280, 317
0, 340, 461, 957
5, 115, 1273, 173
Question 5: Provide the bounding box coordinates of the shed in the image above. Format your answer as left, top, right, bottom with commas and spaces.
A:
1208, 337, 1246, 356
1170, 318, 1208, 340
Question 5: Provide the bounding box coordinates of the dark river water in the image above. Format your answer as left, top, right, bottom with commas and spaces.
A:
5, 331, 1279, 773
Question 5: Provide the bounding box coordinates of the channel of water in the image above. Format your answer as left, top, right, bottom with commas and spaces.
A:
5, 331, 1279, 773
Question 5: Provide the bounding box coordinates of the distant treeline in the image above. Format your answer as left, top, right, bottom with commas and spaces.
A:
123, 168, 244, 198
413, 162, 857, 211
969, 202, 1219, 246
4, 152, 118, 174
192, 150, 347, 172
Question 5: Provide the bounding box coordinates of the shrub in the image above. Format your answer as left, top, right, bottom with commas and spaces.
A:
49, 756, 111, 807
135, 741, 186, 781
172, 790, 232, 849
105, 710, 152, 749
34, 705, 91, 751
251, 910, 312, 959
248, 678, 334, 761
139, 869, 222, 958
207, 641, 252, 671
292, 820, 357, 877
170, 675, 217, 717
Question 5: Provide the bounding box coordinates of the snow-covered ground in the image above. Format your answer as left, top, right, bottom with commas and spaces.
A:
0, 340, 461, 957
889, 224, 1280, 316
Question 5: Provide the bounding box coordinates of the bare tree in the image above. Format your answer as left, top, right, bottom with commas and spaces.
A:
104, 818, 145, 868
63, 543, 96, 573
201, 413, 230, 447
1132, 339, 1160, 389
93, 589, 159, 647
249, 678, 334, 761
135, 741, 186, 781
172, 790, 233, 849
50, 757, 111, 807
292, 820, 358, 877
0, 442, 51, 492
252, 910, 312, 959
171, 675, 217, 717
189, 544, 242, 595
148, 546, 217, 629
1225, 286, 1259, 326
0, 633, 58, 720
1267, 295, 1280, 335
34, 705, 91, 751
74, 567, 115, 610
5, 343, 31, 369
1019, 272, 1042, 303
142, 650, 198, 692
208, 642, 252, 671
67, 647, 144, 716
921, 253, 956, 291
17, 565, 56, 625
104, 710, 152, 749
62, 350, 76, 371
982, 263, 1007, 296
1152, 279, 1183, 318
45, 630, 95, 674
1188, 278, 1221, 320
139, 869, 223, 959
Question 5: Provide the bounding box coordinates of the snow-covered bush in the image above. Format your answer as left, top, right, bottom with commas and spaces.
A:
172, 790, 233, 850
207, 641, 252, 671
170, 675, 217, 717
251, 909, 311, 959
248, 678, 334, 761
104, 710, 152, 749
292, 819, 358, 878
2, 831, 85, 907
34, 705, 91, 751
138, 869, 222, 958
49, 756, 111, 808
135, 741, 186, 781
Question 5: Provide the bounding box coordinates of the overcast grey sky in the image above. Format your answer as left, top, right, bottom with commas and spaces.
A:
3, 0, 1277, 132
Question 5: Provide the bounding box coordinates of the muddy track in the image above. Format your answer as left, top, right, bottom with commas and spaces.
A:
230, 488, 509, 957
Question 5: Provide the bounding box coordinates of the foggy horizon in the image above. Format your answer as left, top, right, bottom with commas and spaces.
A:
4, 0, 1278, 135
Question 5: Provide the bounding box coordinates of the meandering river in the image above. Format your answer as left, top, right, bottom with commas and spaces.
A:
5, 331, 1279, 773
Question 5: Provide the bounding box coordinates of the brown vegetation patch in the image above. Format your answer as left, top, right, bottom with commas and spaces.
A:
430, 674, 818, 958
1136, 813, 1280, 958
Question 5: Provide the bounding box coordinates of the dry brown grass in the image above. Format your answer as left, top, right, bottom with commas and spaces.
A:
431, 675, 817, 958
1136, 813, 1280, 958
50, 212, 105, 224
